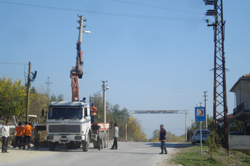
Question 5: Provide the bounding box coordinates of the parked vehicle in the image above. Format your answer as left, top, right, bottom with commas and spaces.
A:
192, 129, 210, 144
45, 101, 109, 152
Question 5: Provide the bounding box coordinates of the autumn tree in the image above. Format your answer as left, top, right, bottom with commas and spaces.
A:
0, 76, 26, 120
29, 87, 48, 123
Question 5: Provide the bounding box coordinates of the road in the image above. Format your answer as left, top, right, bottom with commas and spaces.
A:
0, 142, 192, 166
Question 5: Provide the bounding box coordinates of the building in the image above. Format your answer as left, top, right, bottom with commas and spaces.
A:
230, 73, 250, 135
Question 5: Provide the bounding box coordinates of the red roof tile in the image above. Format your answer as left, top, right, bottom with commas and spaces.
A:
242, 73, 250, 77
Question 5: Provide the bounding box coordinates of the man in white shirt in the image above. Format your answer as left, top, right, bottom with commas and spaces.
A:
2, 120, 10, 153
111, 123, 119, 150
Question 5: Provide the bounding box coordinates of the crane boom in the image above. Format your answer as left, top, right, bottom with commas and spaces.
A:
70, 15, 85, 101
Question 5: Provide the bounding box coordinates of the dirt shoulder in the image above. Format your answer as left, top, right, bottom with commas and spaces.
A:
0, 145, 55, 164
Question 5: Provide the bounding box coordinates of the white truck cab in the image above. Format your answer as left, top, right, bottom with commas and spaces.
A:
45, 101, 91, 151
45, 101, 109, 152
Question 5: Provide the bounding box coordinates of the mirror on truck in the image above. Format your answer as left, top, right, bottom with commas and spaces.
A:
42, 109, 44, 117
84, 108, 88, 117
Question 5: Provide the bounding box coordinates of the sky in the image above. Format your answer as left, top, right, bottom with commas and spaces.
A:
0, 0, 250, 139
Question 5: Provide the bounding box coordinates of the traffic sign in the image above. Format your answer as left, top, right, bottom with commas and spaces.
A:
195, 107, 206, 121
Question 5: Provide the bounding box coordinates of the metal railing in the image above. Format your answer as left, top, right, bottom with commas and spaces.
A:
233, 101, 250, 115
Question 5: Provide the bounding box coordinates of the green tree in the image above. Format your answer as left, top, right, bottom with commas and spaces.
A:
0, 76, 26, 120
50, 93, 57, 102
206, 129, 222, 159
29, 87, 48, 123
57, 94, 64, 101
148, 129, 160, 142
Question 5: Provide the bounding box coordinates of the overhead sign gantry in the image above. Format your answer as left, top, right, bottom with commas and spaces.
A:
133, 110, 188, 141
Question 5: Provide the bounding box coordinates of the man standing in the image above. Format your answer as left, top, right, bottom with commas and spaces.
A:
159, 124, 167, 154
91, 103, 97, 123
23, 122, 34, 150
111, 123, 119, 150
14, 122, 24, 149
1, 120, 10, 153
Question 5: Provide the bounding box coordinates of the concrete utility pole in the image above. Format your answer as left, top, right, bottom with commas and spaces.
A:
26, 62, 31, 123
102, 81, 109, 123
204, 91, 208, 129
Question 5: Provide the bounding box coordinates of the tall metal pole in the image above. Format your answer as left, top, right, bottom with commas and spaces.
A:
200, 121, 202, 154
204, 91, 208, 129
204, 0, 228, 153
125, 123, 127, 142
220, 0, 229, 153
102, 81, 106, 123
26, 62, 31, 122
185, 112, 187, 142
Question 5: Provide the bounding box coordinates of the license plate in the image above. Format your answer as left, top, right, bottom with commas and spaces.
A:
60, 138, 68, 140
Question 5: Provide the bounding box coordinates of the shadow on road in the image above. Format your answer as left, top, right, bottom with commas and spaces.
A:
146, 142, 194, 149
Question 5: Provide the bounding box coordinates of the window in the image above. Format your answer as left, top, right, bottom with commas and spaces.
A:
48, 107, 82, 119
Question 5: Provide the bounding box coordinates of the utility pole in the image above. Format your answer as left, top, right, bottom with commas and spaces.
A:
26, 62, 31, 123
204, 0, 228, 153
102, 81, 109, 123
185, 112, 187, 142
204, 91, 208, 129
45, 77, 53, 99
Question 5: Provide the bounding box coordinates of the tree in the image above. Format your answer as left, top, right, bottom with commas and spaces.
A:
148, 129, 160, 142
127, 116, 147, 142
206, 129, 222, 159
0, 76, 26, 120
57, 94, 64, 101
29, 87, 48, 123
50, 93, 57, 102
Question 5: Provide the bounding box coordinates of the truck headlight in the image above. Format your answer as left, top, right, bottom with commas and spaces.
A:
47, 135, 53, 140
75, 136, 82, 140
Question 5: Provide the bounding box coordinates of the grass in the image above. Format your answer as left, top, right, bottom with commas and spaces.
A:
170, 144, 250, 166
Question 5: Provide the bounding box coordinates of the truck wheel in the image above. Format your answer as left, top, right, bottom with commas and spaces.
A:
48, 142, 56, 151
82, 136, 89, 152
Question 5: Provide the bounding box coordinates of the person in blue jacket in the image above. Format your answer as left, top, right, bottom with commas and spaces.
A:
159, 124, 167, 154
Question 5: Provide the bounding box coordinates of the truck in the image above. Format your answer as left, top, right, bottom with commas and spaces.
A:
45, 101, 109, 151
44, 15, 110, 152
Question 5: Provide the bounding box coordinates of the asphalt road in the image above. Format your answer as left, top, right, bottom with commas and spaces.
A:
1, 142, 192, 166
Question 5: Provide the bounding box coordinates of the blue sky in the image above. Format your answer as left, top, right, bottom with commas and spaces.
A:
0, 0, 249, 138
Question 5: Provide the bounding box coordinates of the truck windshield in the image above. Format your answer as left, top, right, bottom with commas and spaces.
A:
48, 107, 82, 119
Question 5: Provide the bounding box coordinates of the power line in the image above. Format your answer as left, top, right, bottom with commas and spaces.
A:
115, 0, 204, 15
0, 1, 204, 22
0, 61, 27, 83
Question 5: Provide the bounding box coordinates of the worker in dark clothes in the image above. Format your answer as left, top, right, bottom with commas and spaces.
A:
1, 120, 10, 153
91, 103, 97, 123
14, 122, 24, 149
159, 124, 167, 154
23, 121, 34, 150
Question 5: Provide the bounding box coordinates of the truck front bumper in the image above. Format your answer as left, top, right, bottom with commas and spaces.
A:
46, 134, 85, 144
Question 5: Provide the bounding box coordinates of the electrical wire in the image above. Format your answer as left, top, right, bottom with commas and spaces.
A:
114, 0, 204, 15
0, 62, 27, 83
0, 1, 205, 22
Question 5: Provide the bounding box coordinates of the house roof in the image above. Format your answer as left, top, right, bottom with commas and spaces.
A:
230, 73, 250, 92
217, 113, 234, 123
243, 73, 250, 77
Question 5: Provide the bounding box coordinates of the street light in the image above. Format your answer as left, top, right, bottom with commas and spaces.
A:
83, 31, 91, 34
